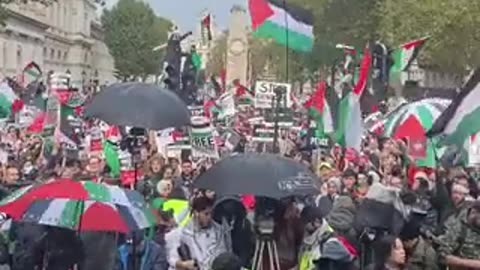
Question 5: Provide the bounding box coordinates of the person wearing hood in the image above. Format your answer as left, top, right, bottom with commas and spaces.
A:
298, 206, 333, 270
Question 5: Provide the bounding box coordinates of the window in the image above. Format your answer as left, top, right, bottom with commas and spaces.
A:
64, 6, 67, 30
84, 12, 88, 32
64, 51, 68, 61
57, 50, 61, 59
50, 49, 54, 59
43, 47, 47, 57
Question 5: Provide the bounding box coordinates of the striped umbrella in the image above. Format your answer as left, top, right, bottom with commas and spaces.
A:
381, 98, 451, 137
0, 179, 154, 232
20, 199, 153, 233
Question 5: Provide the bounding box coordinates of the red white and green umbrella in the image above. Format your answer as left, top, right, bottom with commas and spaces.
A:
379, 98, 451, 138
0, 179, 154, 232
20, 199, 153, 233
374, 98, 451, 167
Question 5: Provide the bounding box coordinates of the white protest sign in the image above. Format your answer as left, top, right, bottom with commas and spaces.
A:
469, 133, 480, 166
254, 81, 292, 109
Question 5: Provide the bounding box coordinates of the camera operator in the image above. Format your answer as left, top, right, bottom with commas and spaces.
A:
167, 196, 231, 270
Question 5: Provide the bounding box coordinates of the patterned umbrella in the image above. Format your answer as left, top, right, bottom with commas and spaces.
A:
380, 98, 451, 137
20, 199, 153, 233
0, 180, 154, 232
372, 98, 451, 167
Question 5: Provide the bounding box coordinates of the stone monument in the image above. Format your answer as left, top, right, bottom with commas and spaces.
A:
226, 5, 249, 87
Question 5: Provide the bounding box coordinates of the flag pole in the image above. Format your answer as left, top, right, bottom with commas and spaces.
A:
271, 0, 290, 154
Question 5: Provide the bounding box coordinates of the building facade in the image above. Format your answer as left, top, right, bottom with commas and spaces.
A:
0, 0, 115, 86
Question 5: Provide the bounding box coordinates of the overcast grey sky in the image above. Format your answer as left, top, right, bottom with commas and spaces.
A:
104, 0, 246, 32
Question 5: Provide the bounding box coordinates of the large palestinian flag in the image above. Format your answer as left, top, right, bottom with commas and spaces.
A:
248, 0, 314, 52
427, 69, 480, 147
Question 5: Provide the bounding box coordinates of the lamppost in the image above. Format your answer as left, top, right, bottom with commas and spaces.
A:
81, 70, 87, 88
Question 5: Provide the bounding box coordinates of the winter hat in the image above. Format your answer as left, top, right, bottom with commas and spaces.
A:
211, 252, 242, 270
301, 206, 324, 224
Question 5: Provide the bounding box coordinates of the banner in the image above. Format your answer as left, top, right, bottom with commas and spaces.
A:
252, 125, 275, 142
217, 92, 236, 119
469, 134, 480, 166
190, 116, 218, 158
188, 106, 205, 117
43, 91, 59, 138
264, 108, 294, 127
254, 81, 292, 109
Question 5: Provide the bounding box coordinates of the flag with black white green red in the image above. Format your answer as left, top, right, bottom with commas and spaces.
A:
304, 81, 333, 136
248, 0, 314, 52
190, 116, 218, 158
201, 13, 212, 44
334, 46, 372, 150
22, 61, 42, 87
252, 125, 275, 142
389, 37, 429, 85
427, 69, 480, 148
0, 82, 23, 119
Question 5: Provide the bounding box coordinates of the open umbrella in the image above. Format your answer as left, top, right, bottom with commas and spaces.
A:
0, 179, 154, 232
84, 82, 190, 130
194, 153, 318, 199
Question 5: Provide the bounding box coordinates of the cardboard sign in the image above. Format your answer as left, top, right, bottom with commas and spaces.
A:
254, 81, 292, 109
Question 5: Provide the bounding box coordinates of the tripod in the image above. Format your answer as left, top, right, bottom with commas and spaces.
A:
251, 234, 281, 270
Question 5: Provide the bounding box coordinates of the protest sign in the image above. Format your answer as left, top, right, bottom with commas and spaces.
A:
254, 81, 292, 109
190, 116, 218, 158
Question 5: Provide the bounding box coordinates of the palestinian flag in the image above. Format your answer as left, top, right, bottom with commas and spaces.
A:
427, 69, 480, 147
234, 79, 254, 105
201, 14, 212, 44
248, 0, 314, 52
304, 81, 333, 136
0, 82, 23, 118
389, 37, 429, 84
22, 61, 42, 86
335, 47, 372, 150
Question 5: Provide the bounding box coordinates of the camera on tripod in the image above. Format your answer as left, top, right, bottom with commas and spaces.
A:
253, 198, 278, 238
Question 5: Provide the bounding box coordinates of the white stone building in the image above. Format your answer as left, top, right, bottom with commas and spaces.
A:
0, 0, 115, 86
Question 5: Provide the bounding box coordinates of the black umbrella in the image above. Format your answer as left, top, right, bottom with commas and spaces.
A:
194, 153, 318, 199
84, 82, 190, 130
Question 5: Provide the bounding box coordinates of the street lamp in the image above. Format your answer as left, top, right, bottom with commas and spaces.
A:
81, 70, 87, 87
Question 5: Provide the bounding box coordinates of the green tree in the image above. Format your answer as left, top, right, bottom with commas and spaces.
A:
378, 0, 480, 72
205, 32, 227, 76
101, 0, 171, 81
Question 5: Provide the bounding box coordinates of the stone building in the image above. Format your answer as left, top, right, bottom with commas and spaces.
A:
0, 0, 115, 86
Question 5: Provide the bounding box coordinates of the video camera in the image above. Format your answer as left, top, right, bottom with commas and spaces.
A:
254, 197, 278, 238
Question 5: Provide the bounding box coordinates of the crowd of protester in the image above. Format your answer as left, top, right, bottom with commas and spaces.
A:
0, 111, 480, 270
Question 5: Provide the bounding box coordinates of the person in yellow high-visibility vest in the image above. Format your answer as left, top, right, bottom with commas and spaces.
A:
298, 206, 334, 270
162, 199, 191, 227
